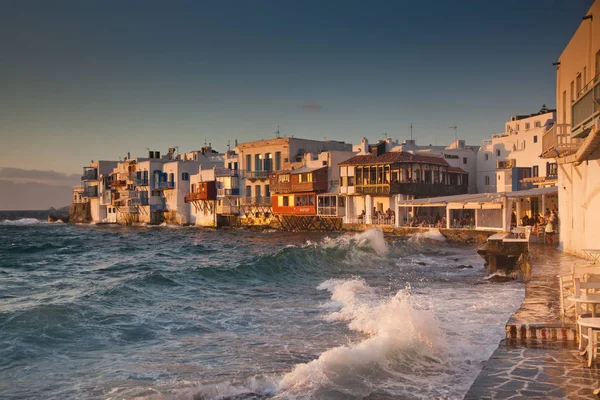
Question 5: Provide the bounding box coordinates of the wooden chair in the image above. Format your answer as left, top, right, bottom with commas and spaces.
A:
558, 266, 600, 318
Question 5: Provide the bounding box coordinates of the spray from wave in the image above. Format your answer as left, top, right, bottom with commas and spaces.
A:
277, 278, 443, 396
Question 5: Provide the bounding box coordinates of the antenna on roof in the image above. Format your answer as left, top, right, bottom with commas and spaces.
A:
204, 138, 207, 146
410, 123, 413, 141
275, 126, 280, 138
448, 125, 458, 144
227, 140, 231, 151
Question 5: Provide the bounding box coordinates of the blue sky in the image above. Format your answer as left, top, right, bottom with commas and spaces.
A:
0, 0, 593, 174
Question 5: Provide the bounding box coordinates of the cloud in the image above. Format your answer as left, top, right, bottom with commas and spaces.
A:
302, 100, 323, 111
0, 168, 80, 186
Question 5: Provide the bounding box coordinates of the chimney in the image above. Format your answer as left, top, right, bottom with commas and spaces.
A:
148, 151, 153, 159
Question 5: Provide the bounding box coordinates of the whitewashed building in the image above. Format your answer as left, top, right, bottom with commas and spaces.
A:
477, 109, 557, 194
540, 0, 600, 258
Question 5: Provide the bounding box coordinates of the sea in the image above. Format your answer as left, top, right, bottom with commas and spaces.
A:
0, 212, 525, 400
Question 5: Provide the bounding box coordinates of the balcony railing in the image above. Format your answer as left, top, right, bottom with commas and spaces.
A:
150, 203, 167, 212
119, 205, 138, 213
81, 169, 98, 181
108, 179, 127, 188
82, 187, 99, 197
130, 198, 149, 206
317, 206, 338, 216
135, 178, 149, 186
155, 181, 175, 189
185, 192, 215, 202
572, 76, 600, 138
217, 205, 240, 215
217, 188, 240, 196
245, 170, 270, 180
214, 167, 239, 177
240, 196, 272, 206
541, 123, 580, 159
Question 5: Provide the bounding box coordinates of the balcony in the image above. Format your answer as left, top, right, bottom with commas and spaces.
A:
217, 188, 240, 196
120, 205, 138, 213
355, 182, 468, 197
108, 179, 127, 188
81, 168, 98, 181
136, 178, 149, 186
245, 170, 270, 180
82, 186, 99, 197
572, 76, 600, 138
130, 197, 149, 206
185, 192, 211, 202
155, 181, 175, 189
269, 178, 328, 194
150, 203, 167, 212
217, 204, 240, 214
214, 167, 239, 177
541, 123, 580, 159
240, 196, 272, 206
497, 159, 516, 169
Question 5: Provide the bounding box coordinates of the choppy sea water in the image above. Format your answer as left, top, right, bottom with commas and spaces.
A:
0, 218, 524, 400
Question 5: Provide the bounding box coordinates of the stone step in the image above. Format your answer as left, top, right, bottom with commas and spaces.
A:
506, 323, 577, 341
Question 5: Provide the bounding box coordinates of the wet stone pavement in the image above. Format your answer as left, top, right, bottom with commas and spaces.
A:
464, 243, 600, 399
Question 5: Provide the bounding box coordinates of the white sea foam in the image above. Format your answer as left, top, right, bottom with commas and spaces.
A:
315, 228, 389, 256
409, 228, 446, 242
0, 218, 44, 225
278, 278, 443, 392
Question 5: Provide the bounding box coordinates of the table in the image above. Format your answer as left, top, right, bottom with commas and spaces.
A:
582, 249, 600, 264
568, 294, 600, 319
577, 317, 600, 367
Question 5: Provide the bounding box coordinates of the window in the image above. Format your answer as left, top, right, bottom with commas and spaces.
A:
181, 172, 189, 181
485, 154, 489, 161
282, 196, 289, 206
584, 66, 587, 85
485, 176, 490, 185
265, 185, 270, 196
576, 74, 582, 98
275, 152, 281, 170
523, 140, 526, 149
525, 123, 530, 130
152, 189, 161, 197
532, 165, 539, 177
535, 121, 541, 128
496, 149, 501, 157
245, 185, 251, 197
498, 175, 501, 181
278, 174, 290, 183
246, 155, 252, 171
516, 124, 519, 131
264, 153, 272, 172
547, 162, 558, 177
255, 154, 262, 171
255, 185, 261, 198
348, 176, 355, 186
298, 173, 312, 183
533, 135, 538, 143
571, 81, 574, 103
463, 157, 467, 164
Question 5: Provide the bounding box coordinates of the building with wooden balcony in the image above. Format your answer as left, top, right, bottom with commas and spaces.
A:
338, 150, 468, 225
544, 0, 600, 258
234, 137, 352, 227
270, 166, 328, 215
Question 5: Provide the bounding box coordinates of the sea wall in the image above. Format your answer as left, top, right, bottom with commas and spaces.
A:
342, 223, 499, 244
69, 202, 92, 224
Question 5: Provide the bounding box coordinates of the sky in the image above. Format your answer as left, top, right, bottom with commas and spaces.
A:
0, 0, 594, 181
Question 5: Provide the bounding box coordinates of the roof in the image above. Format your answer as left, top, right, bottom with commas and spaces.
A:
448, 166, 467, 174
289, 166, 326, 175
397, 186, 558, 207
339, 151, 450, 167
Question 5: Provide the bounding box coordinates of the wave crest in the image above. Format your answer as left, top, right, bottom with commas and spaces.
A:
278, 278, 443, 392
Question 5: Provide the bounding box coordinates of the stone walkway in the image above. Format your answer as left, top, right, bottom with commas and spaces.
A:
464, 244, 600, 399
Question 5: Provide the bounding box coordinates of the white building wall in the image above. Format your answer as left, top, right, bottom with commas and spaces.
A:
189, 169, 217, 227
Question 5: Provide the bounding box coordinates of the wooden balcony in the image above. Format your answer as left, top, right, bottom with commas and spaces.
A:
108, 179, 127, 188
541, 124, 580, 159
240, 196, 271, 206
81, 168, 98, 181
186, 181, 216, 202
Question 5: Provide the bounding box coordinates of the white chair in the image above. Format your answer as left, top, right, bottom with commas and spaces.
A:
558, 266, 600, 318
577, 317, 600, 367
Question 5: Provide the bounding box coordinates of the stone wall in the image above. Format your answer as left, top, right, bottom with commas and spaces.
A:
69, 202, 92, 224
